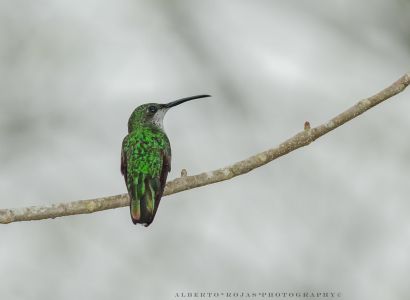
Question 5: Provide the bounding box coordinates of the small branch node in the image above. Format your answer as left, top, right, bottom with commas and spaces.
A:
304, 121, 311, 131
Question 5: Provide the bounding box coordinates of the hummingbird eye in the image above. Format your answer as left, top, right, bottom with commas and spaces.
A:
148, 106, 158, 113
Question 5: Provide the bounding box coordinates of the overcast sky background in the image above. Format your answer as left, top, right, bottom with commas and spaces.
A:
1, 1, 410, 299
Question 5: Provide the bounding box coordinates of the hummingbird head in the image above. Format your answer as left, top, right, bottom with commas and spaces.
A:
127, 94, 211, 133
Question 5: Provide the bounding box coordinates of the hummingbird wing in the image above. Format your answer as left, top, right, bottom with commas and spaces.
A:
150, 147, 171, 223
121, 130, 171, 227
121, 140, 128, 186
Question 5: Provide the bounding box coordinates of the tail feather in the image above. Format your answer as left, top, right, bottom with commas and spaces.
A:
130, 196, 141, 224
129, 175, 161, 226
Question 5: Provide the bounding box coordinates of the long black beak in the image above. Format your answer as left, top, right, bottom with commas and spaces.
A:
164, 94, 211, 108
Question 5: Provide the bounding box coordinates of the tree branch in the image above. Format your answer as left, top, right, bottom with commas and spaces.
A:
1, 72, 409, 224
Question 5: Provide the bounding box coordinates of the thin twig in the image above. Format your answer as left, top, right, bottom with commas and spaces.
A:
1, 72, 409, 224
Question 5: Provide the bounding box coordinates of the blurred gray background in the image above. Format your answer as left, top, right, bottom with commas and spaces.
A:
1, 0, 410, 299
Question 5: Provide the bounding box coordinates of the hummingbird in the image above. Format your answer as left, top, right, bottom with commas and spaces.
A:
121, 94, 211, 227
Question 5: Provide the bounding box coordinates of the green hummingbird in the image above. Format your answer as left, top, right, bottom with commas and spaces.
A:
121, 94, 211, 227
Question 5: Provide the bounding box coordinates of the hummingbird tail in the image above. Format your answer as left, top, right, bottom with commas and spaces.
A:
129, 175, 161, 227
130, 196, 141, 225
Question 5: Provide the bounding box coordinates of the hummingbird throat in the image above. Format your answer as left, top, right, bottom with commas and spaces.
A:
151, 108, 169, 130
